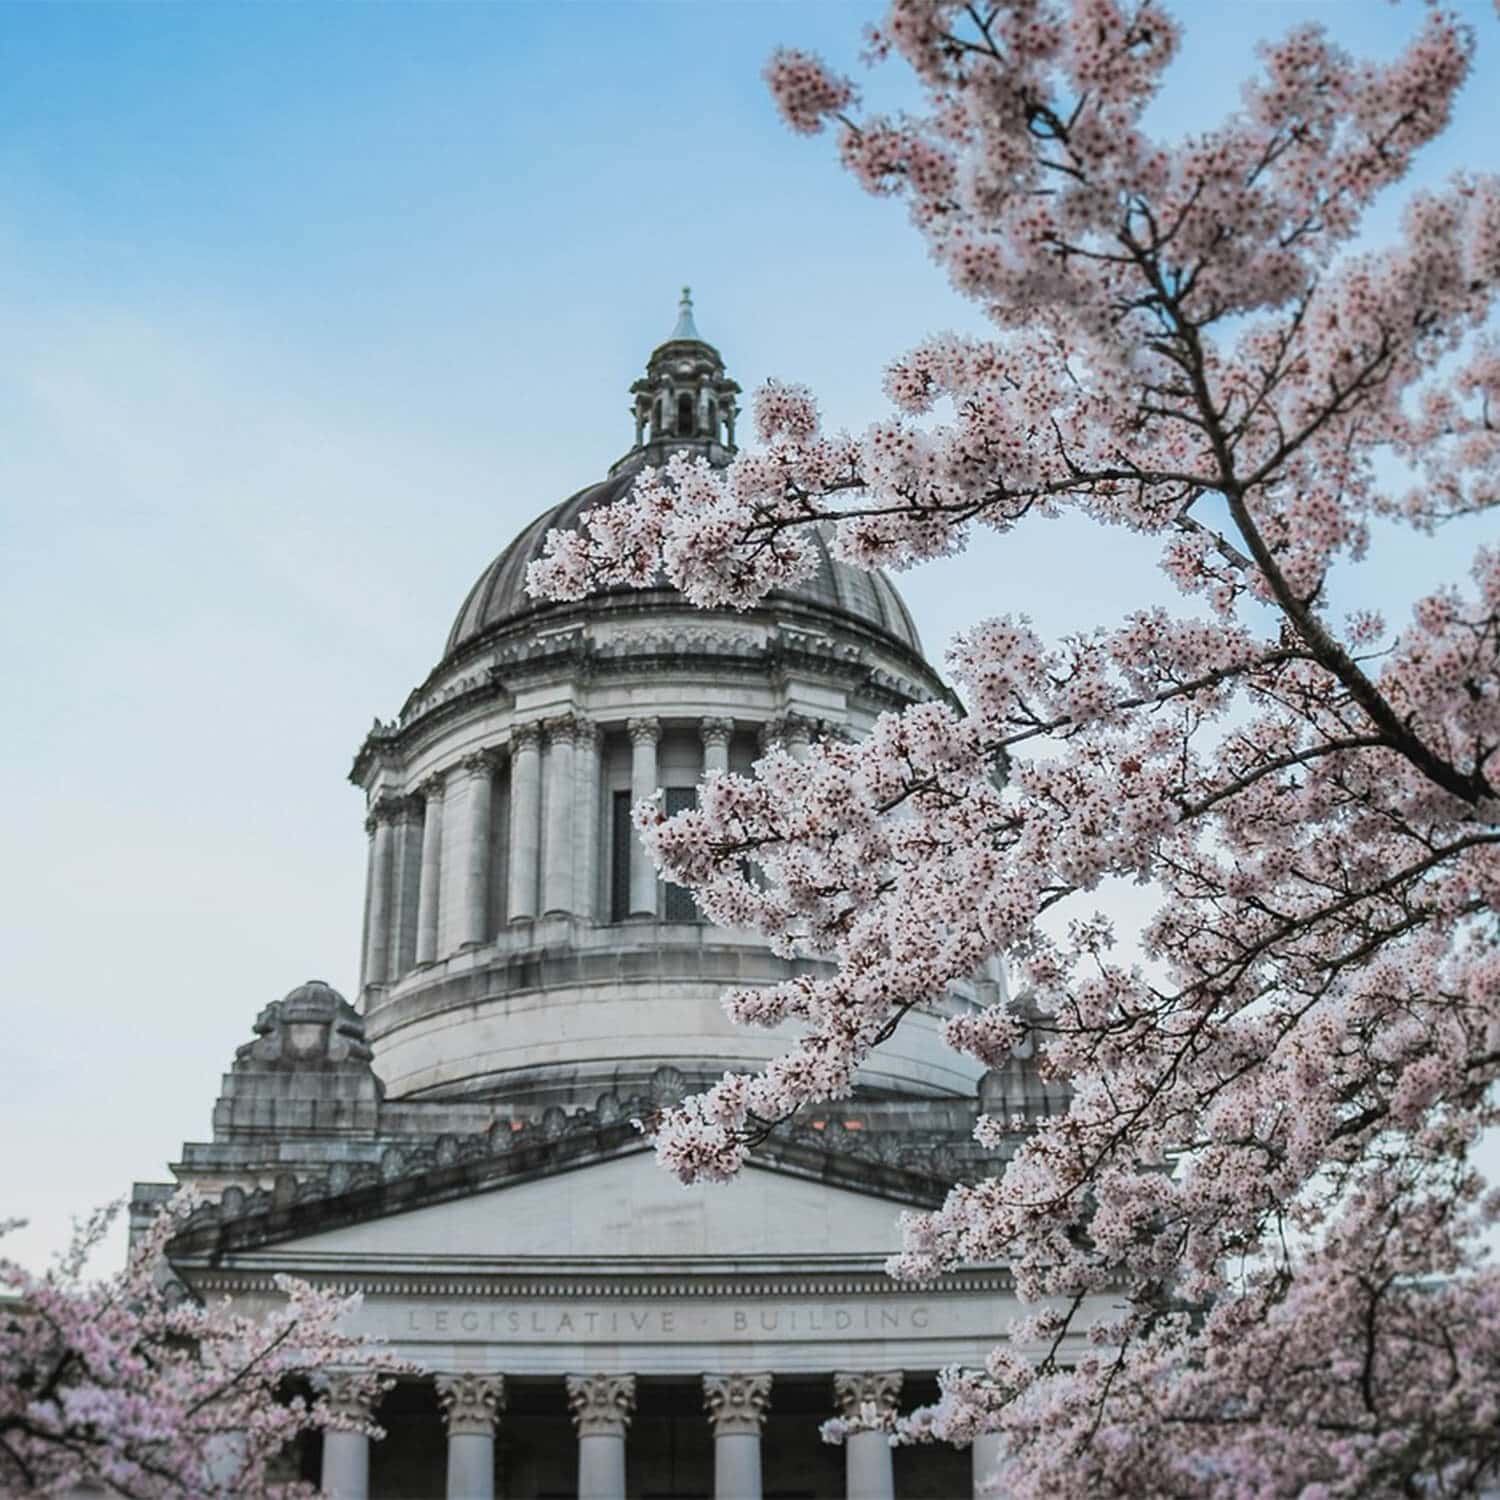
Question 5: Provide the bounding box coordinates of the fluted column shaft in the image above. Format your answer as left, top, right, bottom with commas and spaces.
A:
543, 717, 577, 915
573, 720, 602, 918
362, 800, 397, 989
704, 1373, 771, 1500
319, 1375, 376, 1500
388, 799, 422, 977
436, 1372, 505, 1500
507, 724, 542, 922
834, 1371, 902, 1500
627, 718, 659, 918
567, 1374, 636, 1500
414, 775, 445, 965
701, 717, 734, 778
461, 754, 494, 947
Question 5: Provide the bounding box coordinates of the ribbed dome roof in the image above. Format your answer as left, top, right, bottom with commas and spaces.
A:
444, 461, 924, 659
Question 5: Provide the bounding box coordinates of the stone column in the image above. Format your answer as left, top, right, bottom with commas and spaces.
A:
972, 1432, 1006, 1499
414, 774, 445, 965
701, 716, 734, 777
203, 1430, 247, 1489
573, 719, 603, 918
507, 722, 542, 922
461, 752, 495, 948
543, 716, 577, 915
361, 798, 397, 990
833, 1371, 902, 1500
319, 1373, 376, 1499
566, 1373, 636, 1500
703, 1373, 771, 1500
435, 1372, 505, 1500
626, 717, 659, 918
388, 797, 423, 977
784, 714, 814, 762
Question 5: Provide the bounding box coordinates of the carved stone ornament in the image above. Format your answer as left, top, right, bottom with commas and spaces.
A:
699, 716, 735, 749
318, 1370, 378, 1422
566, 1373, 637, 1436
626, 715, 660, 746
833, 1370, 903, 1419
417, 771, 447, 802
512, 719, 543, 750
435, 1372, 507, 1436
459, 747, 499, 775
573, 716, 603, 748
702, 1372, 772, 1436
232, 980, 375, 1073
544, 713, 579, 745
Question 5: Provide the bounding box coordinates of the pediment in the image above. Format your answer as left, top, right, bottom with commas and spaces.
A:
212, 1150, 911, 1268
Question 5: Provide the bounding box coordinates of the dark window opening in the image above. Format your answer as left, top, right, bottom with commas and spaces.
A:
610, 790, 633, 923
663, 787, 699, 922
677, 393, 695, 436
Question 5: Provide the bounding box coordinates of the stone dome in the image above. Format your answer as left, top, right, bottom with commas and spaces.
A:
443, 461, 924, 660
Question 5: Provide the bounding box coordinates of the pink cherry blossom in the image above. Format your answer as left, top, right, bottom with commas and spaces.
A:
530, 2, 1500, 1492
0, 1197, 413, 1497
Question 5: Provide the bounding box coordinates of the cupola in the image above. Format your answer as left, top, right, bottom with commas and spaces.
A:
619, 288, 740, 471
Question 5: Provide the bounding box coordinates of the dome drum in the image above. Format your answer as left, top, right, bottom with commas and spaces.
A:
349, 303, 993, 1120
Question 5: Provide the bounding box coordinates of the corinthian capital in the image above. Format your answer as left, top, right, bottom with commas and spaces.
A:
702, 1372, 772, 1436
317, 1369, 380, 1423
833, 1369, 903, 1419
699, 716, 735, 750
511, 719, 543, 750
566, 1372, 637, 1436
435, 1371, 506, 1437
627, 716, 660, 747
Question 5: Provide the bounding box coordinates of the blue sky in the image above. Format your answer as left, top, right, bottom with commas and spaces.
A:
2, 1, 1496, 1272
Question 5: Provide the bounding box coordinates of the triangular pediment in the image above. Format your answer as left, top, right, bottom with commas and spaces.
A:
200, 1150, 914, 1269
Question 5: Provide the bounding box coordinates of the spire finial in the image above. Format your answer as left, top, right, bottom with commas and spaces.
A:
670, 285, 701, 342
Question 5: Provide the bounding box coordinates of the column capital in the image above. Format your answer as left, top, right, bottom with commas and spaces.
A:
317, 1369, 381, 1423
566, 1372, 637, 1436
833, 1370, 903, 1420
512, 719, 543, 749
627, 716, 660, 747
395, 793, 425, 824
574, 715, 604, 748
544, 712, 579, 746
702, 1372, 772, 1436
459, 747, 500, 775
366, 793, 404, 829
435, 1371, 506, 1437
699, 716, 735, 749
417, 771, 447, 802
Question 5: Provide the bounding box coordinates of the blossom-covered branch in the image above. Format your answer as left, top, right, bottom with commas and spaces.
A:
530, 2, 1500, 1492
0, 1199, 413, 1497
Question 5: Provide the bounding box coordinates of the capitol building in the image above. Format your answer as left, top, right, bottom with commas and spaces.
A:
134, 298, 1070, 1500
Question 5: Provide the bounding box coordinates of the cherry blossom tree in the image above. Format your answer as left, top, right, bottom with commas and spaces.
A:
531, 1, 1500, 1493
0, 1199, 408, 1497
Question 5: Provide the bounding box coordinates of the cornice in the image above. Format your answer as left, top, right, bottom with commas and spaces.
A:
182, 1270, 1015, 1299
351, 600, 951, 784
162, 1073, 972, 1263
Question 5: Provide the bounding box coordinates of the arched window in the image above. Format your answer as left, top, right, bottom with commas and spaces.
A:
677, 393, 695, 436
654, 396, 664, 435
706, 397, 718, 439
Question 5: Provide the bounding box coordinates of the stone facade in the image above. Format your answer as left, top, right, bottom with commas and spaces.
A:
134, 300, 1070, 1499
